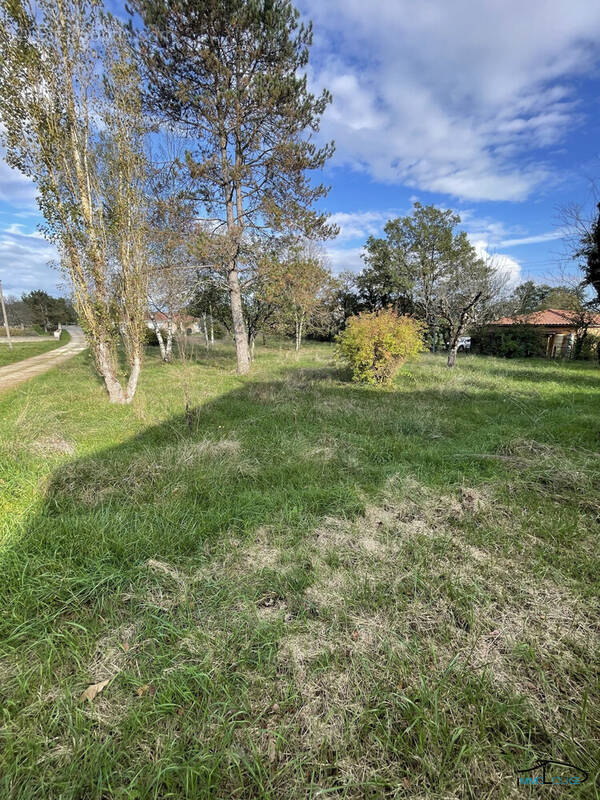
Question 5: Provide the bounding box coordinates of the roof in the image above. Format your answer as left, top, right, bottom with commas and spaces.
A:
491, 308, 600, 327
146, 311, 198, 323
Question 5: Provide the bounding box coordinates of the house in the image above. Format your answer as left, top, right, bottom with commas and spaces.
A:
145, 312, 202, 334
489, 308, 600, 357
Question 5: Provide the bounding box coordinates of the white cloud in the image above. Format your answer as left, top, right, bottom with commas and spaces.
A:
0, 224, 61, 296
500, 231, 565, 247
302, 0, 600, 201
327, 209, 401, 242
324, 244, 365, 275
472, 239, 522, 285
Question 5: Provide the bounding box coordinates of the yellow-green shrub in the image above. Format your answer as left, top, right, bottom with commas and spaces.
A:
336, 309, 426, 385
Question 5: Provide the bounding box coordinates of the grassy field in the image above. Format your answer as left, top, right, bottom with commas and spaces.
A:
0, 331, 69, 368
0, 341, 598, 798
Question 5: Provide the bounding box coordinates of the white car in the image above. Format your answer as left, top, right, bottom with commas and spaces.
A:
456, 336, 471, 352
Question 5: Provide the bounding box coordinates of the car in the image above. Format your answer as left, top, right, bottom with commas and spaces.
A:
456, 336, 471, 352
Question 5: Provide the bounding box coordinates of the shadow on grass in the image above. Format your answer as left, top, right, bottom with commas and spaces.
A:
463, 356, 600, 389
1, 364, 595, 618
1, 364, 599, 798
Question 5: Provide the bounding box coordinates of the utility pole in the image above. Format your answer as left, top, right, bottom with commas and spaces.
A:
0, 280, 13, 350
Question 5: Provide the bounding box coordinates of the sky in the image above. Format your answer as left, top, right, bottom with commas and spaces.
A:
1, 0, 600, 298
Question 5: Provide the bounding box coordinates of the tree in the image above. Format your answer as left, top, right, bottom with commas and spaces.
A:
268, 241, 332, 350
360, 203, 464, 350
21, 290, 76, 330
576, 202, 600, 302
359, 237, 413, 313
507, 281, 553, 316
0, 0, 149, 403
130, 0, 336, 375
3, 295, 32, 328
147, 161, 197, 362
437, 249, 507, 367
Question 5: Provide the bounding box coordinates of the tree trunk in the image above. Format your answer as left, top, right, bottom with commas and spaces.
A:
227, 262, 250, 374
447, 346, 458, 368
202, 312, 209, 350
95, 340, 127, 403
431, 319, 438, 353
249, 332, 256, 362
209, 305, 214, 347
124, 353, 141, 402
295, 312, 304, 351
155, 324, 167, 361
165, 316, 174, 361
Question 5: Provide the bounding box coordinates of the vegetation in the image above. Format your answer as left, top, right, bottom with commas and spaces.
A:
3, 291, 76, 331
336, 309, 425, 384
472, 325, 548, 359
340, 203, 506, 364
0, 343, 598, 798
131, 0, 336, 375
0, 0, 150, 403
0, 331, 69, 367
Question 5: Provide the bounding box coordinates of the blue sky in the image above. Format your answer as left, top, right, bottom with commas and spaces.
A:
1, 0, 600, 298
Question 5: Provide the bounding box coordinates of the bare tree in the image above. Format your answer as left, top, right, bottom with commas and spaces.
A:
147, 159, 197, 362
0, 0, 149, 402
439, 251, 508, 368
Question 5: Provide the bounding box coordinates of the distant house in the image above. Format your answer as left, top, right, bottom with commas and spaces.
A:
489, 308, 600, 358
146, 312, 201, 334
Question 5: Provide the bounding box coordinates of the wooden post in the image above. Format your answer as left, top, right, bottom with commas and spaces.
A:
0, 280, 13, 350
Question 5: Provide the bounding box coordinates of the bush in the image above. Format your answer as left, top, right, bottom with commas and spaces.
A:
336, 309, 426, 385
144, 327, 161, 347
578, 334, 600, 361
471, 325, 547, 358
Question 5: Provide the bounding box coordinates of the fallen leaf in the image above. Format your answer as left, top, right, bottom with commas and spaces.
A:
136, 684, 156, 697
351, 629, 359, 641
270, 703, 280, 714
79, 678, 110, 702
122, 642, 130, 652
268, 737, 276, 763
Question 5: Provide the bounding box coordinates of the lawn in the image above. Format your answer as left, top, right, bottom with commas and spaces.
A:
0, 342, 598, 799
0, 331, 69, 368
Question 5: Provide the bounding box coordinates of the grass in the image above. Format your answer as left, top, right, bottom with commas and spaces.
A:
0, 330, 70, 367
0, 341, 598, 799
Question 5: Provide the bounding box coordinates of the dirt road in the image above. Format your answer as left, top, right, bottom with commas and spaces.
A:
0, 326, 88, 393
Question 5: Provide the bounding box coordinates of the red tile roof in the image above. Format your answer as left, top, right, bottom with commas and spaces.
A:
146, 312, 198, 323
491, 308, 600, 327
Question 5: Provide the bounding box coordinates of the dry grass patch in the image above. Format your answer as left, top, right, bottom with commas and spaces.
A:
272, 476, 599, 754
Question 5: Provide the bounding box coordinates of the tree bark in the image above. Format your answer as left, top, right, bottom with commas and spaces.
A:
124, 353, 141, 402
95, 340, 126, 403
150, 314, 166, 361
227, 263, 251, 374
202, 312, 209, 350
295, 311, 305, 351
165, 316, 174, 361
447, 346, 458, 368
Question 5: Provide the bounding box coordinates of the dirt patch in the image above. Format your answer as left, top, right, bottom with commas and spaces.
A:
30, 435, 75, 457
277, 476, 600, 745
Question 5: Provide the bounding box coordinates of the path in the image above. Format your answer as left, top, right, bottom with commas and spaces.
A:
0, 326, 88, 393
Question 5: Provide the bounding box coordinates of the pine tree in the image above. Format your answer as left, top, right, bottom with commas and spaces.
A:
129, 0, 336, 373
